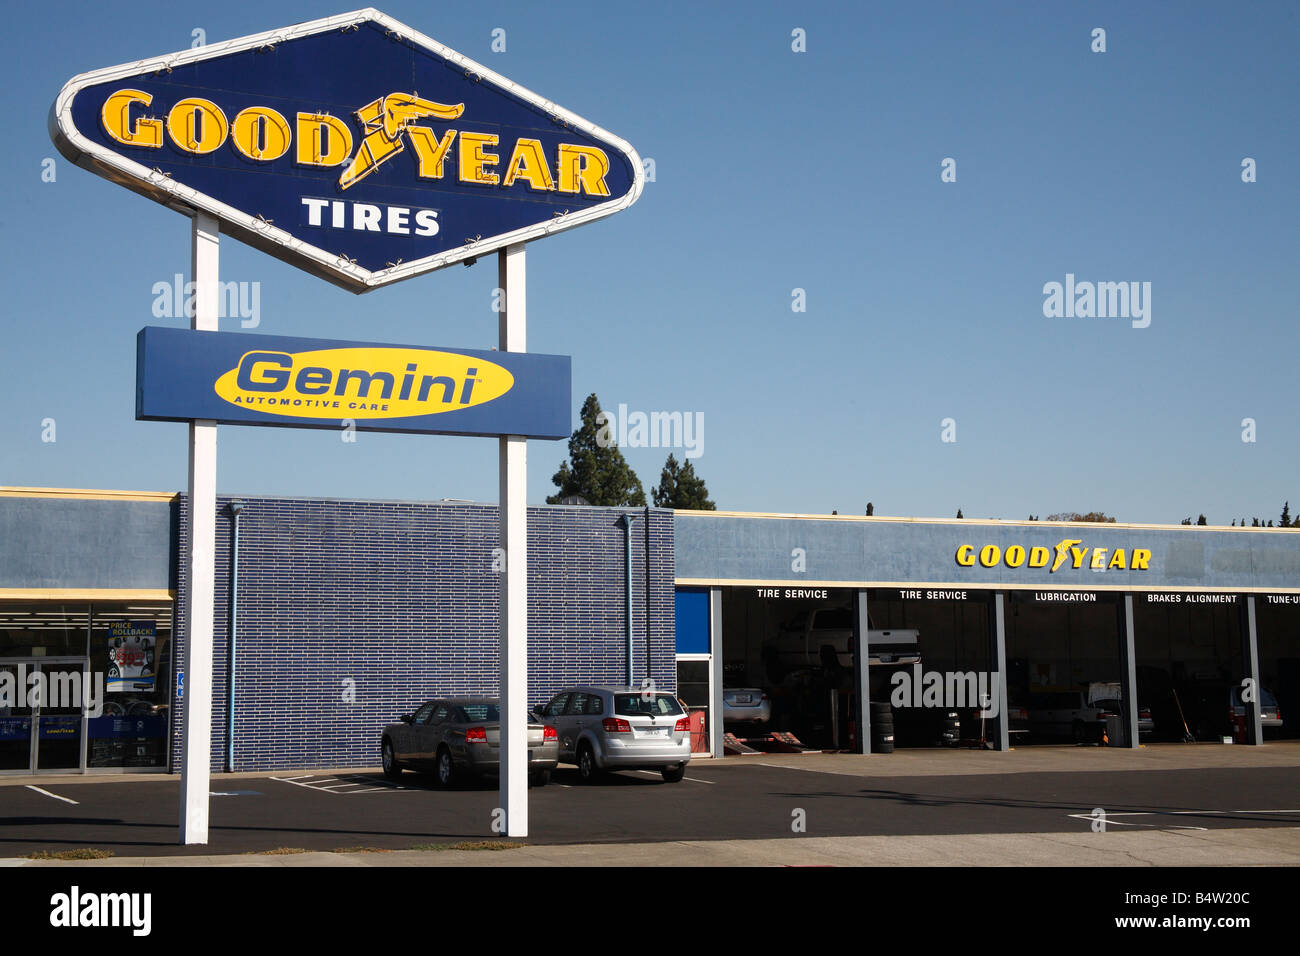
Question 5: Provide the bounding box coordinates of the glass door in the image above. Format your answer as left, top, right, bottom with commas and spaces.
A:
0, 661, 34, 771
33, 660, 87, 771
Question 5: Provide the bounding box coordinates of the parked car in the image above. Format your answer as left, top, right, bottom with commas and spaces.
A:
1230, 685, 1283, 736
765, 606, 921, 675
538, 685, 692, 783
1027, 684, 1153, 743
722, 687, 771, 725
380, 698, 558, 787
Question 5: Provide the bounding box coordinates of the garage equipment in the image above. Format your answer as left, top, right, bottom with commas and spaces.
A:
722, 730, 814, 755
722, 733, 763, 756
1171, 688, 1196, 743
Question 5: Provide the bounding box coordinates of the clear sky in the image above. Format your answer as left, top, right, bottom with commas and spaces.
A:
3, 1, 1296, 524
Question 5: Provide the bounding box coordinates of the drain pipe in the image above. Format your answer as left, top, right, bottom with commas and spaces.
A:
618, 512, 640, 685
226, 500, 243, 773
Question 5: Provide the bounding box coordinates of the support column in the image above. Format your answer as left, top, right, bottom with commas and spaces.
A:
992, 592, 1009, 751
852, 589, 871, 754
179, 212, 219, 844
709, 587, 724, 758
1120, 594, 1139, 749
498, 243, 528, 836
1244, 596, 1263, 746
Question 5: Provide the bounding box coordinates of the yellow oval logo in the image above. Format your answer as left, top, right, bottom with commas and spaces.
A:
213, 347, 514, 419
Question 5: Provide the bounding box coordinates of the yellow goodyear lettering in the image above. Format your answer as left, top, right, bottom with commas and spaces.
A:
558, 144, 611, 196
296, 113, 353, 166
231, 107, 291, 161
167, 98, 229, 154
957, 540, 1149, 572
100, 86, 617, 197
213, 348, 514, 419
101, 89, 163, 148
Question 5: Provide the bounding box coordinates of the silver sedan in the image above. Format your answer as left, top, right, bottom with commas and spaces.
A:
381, 698, 559, 787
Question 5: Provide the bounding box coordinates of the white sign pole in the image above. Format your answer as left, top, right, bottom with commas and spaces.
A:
179, 212, 219, 844
498, 243, 528, 837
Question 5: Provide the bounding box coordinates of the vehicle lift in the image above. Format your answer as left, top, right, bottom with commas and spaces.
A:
723, 730, 813, 755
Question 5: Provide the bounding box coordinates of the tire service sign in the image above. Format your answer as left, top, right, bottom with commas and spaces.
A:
50, 8, 644, 291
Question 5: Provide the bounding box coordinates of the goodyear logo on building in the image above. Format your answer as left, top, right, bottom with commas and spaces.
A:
956, 540, 1152, 573
51, 10, 643, 292
137, 328, 570, 440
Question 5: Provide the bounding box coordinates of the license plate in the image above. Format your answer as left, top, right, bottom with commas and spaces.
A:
639, 727, 667, 737
734, 694, 752, 704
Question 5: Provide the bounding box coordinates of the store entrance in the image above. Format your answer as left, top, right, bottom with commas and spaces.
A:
0, 657, 88, 773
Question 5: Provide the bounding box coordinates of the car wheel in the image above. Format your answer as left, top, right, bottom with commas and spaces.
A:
1072, 720, 1087, 745
660, 762, 686, 783
382, 739, 402, 779
576, 743, 599, 784
529, 769, 550, 788
436, 747, 458, 788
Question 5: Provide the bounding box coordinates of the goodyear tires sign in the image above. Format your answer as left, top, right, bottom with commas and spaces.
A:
136, 327, 570, 439
51, 9, 644, 292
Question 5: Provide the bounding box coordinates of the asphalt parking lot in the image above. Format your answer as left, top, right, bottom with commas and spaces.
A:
4, 745, 1300, 858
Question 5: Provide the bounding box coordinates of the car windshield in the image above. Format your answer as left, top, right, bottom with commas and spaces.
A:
457, 703, 500, 722
614, 694, 684, 717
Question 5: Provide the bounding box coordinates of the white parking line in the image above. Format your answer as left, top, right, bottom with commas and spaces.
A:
25, 785, 78, 805
1066, 813, 1206, 830
270, 775, 407, 794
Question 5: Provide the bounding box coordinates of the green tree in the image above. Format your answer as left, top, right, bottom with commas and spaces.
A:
1046, 512, 1117, 523
547, 393, 646, 506
1197, 514, 1207, 526
1282, 502, 1291, 528
956, 508, 964, 519
651, 453, 716, 510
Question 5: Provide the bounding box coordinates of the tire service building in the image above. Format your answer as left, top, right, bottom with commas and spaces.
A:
2, 486, 1297, 774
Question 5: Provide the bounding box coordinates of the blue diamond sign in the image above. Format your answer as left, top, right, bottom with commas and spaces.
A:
50, 8, 644, 291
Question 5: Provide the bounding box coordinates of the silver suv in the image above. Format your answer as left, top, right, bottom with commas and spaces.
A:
539, 685, 692, 783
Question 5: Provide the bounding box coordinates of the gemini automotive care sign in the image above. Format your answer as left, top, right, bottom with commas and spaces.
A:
50, 8, 644, 291
136, 327, 570, 439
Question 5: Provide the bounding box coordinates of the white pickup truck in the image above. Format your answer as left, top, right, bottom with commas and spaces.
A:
766, 606, 921, 669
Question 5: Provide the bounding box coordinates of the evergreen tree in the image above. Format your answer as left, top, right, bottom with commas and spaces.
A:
865, 502, 874, 516
651, 453, 716, 510
1282, 502, 1291, 528
1197, 515, 1207, 525
547, 393, 646, 506
956, 508, 964, 519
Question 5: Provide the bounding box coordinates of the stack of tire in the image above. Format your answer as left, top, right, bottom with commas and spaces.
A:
871, 701, 895, 754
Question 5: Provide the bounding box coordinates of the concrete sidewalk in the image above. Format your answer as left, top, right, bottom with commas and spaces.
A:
8, 826, 1300, 867
7, 740, 1298, 790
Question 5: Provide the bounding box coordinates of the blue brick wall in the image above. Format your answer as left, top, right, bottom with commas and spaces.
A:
170, 497, 676, 772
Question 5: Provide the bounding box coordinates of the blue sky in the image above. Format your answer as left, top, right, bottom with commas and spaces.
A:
3, 1, 1297, 524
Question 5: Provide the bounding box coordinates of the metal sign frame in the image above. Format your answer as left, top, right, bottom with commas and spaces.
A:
49, 7, 645, 292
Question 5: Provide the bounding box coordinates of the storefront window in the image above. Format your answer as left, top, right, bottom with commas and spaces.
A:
0, 602, 171, 772
88, 605, 172, 769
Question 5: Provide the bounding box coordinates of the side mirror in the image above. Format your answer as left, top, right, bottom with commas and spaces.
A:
400, 714, 414, 724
